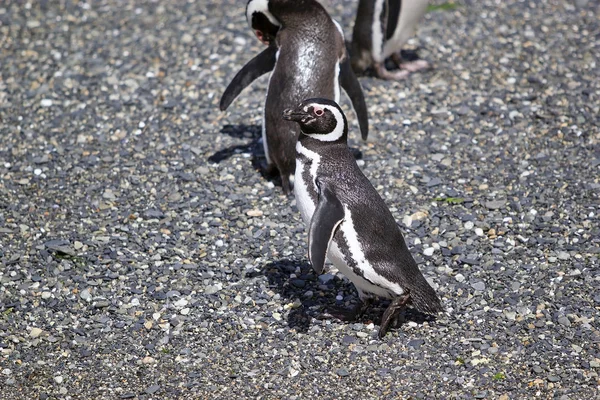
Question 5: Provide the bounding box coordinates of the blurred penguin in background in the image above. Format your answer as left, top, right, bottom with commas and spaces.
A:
351, 0, 430, 80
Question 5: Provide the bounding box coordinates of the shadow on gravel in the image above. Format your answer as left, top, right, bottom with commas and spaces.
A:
254, 258, 434, 335
209, 124, 287, 189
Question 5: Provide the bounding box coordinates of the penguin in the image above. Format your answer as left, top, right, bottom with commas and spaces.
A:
220, 0, 369, 195
282, 97, 443, 338
246, 0, 280, 45
351, 0, 430, 80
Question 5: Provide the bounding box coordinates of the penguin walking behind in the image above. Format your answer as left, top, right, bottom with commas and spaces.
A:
220, 0, 369, 194
351, 0, 430, 80
283, 98, 443, 338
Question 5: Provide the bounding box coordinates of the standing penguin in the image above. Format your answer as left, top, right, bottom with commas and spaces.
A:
283, 98, 443, 338
351, 0, 430, 80
220, 0, 369, 194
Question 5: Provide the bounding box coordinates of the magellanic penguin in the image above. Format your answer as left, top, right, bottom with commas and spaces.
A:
283, 98, 443, 338
351, 0, 430, 80
220, 0, 369, 195
246, 0, 280, 45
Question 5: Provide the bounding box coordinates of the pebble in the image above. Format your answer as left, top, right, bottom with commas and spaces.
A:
318, 274, 335, 284
40, 99, 53, 107
146, 385, 160, 394
80, 289, 92, 302
557, 252, 570, 260
558, 316, 571, 327
336, 368, 350, 377
174, 299, 188, 308
455, 274, 465, 283
423, 247, 435, 256
464, 221, 474, 230
54, 376, 64, 384
471, 281, 486, 291
30, 328, 43, 338
246, 209, 263, 217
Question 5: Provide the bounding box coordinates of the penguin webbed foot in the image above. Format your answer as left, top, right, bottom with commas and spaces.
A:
378, 293, 411, 339
391, 53, 431, 73
374, 62, 411, 80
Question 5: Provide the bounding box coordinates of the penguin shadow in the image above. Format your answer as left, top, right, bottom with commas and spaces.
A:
208, 124, 363, 189
208, 124, 262, 164
253, 258, 433, 335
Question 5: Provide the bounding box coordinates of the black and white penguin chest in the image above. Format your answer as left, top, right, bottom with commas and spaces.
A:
294, 141, 405, 300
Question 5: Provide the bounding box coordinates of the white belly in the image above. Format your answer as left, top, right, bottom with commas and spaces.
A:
382, 0, 428, 58
294, 157, 316, 224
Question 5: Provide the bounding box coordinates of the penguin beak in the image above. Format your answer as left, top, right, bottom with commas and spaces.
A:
282, 108, 308, 123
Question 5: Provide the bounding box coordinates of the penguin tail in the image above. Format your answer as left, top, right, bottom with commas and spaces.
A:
409, 283, 444, 315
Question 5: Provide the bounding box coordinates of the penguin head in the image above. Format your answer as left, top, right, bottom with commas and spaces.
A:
246, 0, 280, 45
283, 98, 348, 142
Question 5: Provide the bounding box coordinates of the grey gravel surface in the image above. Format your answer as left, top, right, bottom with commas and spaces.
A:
1, 0, 599, 399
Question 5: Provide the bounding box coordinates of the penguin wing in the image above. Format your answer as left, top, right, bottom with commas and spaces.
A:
219, 45, 278, 111
339, 55, 369, 140
308, 183, 345, 275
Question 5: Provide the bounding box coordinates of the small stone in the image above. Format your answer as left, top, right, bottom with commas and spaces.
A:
558, 316, 571, 327
557, 251, 570, 260
180, 308, 190, 315
471, 281, 486, 291
174, 299, 188, 308
547, 375, 560, 382
54, 376, 63, 384
504, 311, 516, 321
336, 368, 350, 377
464, 221, 474, 230
142, 356, 156, 364
30, 328, 43, 338
318, 274, 334, 284
80, 289, 92, 302
356, 332, 368, 338
41, 292, 52, 299
2, 369, 11, 376
485, 200, 505, 210
291, 279, 306, 288
246, 209, 263, 217
455, 274, 465, 283
474, 228, 484, 236
40, 99, 53, 107
204, 284, 222, 295
74, 241, 84, 250
408, 339, 425, 349
423, 247, 435, 257
146, 384, 160, 394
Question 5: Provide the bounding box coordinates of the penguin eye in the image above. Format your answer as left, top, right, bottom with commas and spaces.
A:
314, 108, 324, 116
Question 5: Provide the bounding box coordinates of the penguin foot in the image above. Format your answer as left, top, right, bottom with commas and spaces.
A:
318, 299, 372, 322
391, 53, 430, 73
375, 63, 410, 80
378, 293, 411, 339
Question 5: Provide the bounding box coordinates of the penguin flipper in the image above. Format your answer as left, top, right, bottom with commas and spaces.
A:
219, 45, 277, 111
339, 55, 369, 140
308, 184, 345, 275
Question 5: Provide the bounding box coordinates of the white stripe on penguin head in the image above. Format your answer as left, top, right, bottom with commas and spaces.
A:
246, 0, 280, 28
304, 104, 346, 142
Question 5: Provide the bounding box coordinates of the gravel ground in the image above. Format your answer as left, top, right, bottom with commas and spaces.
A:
1, 0, 599, 398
